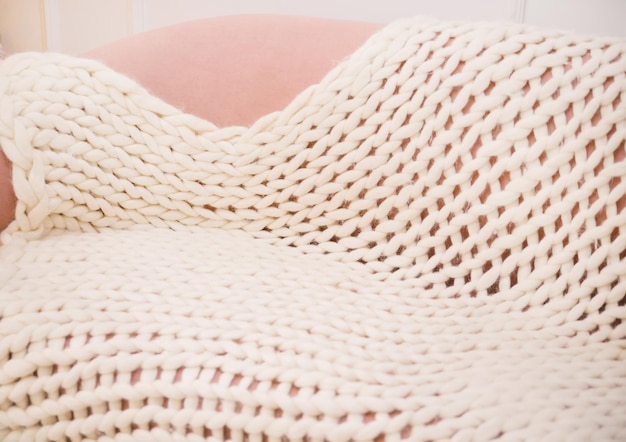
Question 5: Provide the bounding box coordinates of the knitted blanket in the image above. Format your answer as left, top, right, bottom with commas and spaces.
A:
1, 16, 625, 441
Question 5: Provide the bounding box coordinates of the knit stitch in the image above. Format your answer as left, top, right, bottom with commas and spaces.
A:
1, 16, 625, 441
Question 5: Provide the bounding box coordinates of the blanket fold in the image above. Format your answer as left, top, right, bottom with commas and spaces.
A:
1, 16, 625, 441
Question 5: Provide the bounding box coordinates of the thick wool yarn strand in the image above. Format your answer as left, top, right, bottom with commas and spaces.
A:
0, 17, 625, 441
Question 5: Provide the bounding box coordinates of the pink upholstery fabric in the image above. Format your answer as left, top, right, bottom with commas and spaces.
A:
0, 151, 15, 234
85, 15, 381, 127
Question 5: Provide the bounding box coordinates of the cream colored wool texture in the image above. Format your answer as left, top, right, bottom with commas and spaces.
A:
1, 16, 625, 441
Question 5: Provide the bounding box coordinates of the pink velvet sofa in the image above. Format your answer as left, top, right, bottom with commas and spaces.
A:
85, 15, 382, 128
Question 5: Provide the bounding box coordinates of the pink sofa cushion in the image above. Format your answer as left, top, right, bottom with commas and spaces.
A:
0, 151, 15, 234
85, 15, 381, 127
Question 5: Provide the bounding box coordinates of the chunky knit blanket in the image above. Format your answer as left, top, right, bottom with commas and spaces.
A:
1, 16, 625, 441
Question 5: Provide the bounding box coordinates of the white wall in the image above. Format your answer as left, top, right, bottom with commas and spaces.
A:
44, 0, 133, 55
523, 0, 626, 39
136, 0, 521, 31
134, 0, 626, 39
0, 0, 624, 56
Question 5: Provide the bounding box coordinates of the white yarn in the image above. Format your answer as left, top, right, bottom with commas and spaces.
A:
1, 17, 625, 441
